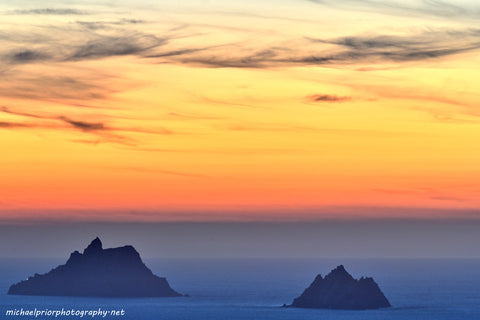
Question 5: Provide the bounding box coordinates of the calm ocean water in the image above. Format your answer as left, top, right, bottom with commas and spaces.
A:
1, 258, 479, 320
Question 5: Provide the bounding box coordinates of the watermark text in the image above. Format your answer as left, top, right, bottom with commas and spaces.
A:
5, 308, 125, 318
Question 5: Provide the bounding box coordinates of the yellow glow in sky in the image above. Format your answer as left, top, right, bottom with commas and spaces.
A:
0, 0, 479, 221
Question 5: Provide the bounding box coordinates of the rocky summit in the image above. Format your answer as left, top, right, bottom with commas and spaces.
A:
8, 237, 182, 297
290, 265, 391, 310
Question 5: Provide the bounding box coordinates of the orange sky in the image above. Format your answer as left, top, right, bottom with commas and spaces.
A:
0, 0, 479, 221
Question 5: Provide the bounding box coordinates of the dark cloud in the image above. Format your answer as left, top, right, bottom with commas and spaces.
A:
9, 50, 49, 63
310, 94, 351, 102
0, 121, 33, 128
0, 115, 134, 146
1, 106, 45, 119
76, 19, 146, 31
166, 28, 480, 68
145, 48, 205, 58
1, 107, 108, 132
13, 8, 88, 15
121, 19, 144, 24
68, 35, 165, 61
0, 75, 113, 103
180, 49, 277, 68
0, 106, 173, 146
312, 30, 480, 62
2, 33, 165, 67
76, 21, 111, 31
58, 116, 105, 131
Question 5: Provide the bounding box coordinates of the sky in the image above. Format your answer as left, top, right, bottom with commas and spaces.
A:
1, 0, 480, 224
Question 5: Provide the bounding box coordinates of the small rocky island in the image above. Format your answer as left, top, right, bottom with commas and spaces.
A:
289, 265, 391, 310
8, 237, 182, 297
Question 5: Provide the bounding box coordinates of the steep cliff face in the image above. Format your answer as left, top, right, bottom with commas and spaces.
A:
8, 237, 182, 297
290, 265, 391, 310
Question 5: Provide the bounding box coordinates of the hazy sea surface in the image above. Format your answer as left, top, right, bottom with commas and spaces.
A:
1, 258, 479, 320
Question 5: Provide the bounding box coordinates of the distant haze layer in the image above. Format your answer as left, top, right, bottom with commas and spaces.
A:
0, 219, 479, 259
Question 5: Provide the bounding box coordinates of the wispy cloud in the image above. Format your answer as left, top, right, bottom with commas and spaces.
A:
373, 187, 470, 203
0, 106, 173, 145
1, 31, 166, 67
3, 3, 479, 72
11, 8, 88, 15
431, 196, 467, 202
145, 48, 206, 59
1, 106, 45, 119
76, 19, 145, 30
167, 112, 222, 120
8, 50, 50, 63
152, 28, 480, 69
0, 74, 114, 103
113, 166, 209, 179
178, 49, 277, 68
0, 121, 34, 128
58, 116, 105, 131
68, 34, 165, 61
223, 122, 412, 137
309, 29, 480, 62
309, 94, 351, 102
1, 107, 110, 133
307, 0, 480, 19
411, 105, 480, 123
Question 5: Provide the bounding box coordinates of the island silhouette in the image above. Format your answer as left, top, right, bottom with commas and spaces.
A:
288, 265, 391, 310
8, 237, 182, 297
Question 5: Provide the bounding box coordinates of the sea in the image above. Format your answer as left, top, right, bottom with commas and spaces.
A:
1, 258, 479, 320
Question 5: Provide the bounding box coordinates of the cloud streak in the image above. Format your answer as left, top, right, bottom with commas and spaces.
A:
3, 3, 479, 72
0, 74, 114, 104
58, 117, 105, 131
68, 35, 165, 61
9, 50, 50, 63
153, 28, 480, 69
307, 0, 480, 19
167, 112, 222, 120
0, 106, 173, 146
310, 29, 480, 62
309, 94, 351, 102
0, 121, 34, 129
76, 19, 145, 31
11, 8, 88, 15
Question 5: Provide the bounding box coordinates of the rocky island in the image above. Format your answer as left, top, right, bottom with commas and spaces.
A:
289, 265, 391, 310
8, 237, 182, 297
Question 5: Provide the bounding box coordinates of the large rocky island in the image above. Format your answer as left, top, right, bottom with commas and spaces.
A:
8, 237, 182, 297
289, 265, 391, 310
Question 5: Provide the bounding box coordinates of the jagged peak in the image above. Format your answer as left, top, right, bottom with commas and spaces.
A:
314, 274, 323, 281
330, 265, 348, 275
334, 265, 346, 272
324, 265, 354, 281
83, 237, 103, 255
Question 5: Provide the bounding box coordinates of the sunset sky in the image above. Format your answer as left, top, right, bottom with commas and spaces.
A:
1, 0, 479, 223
